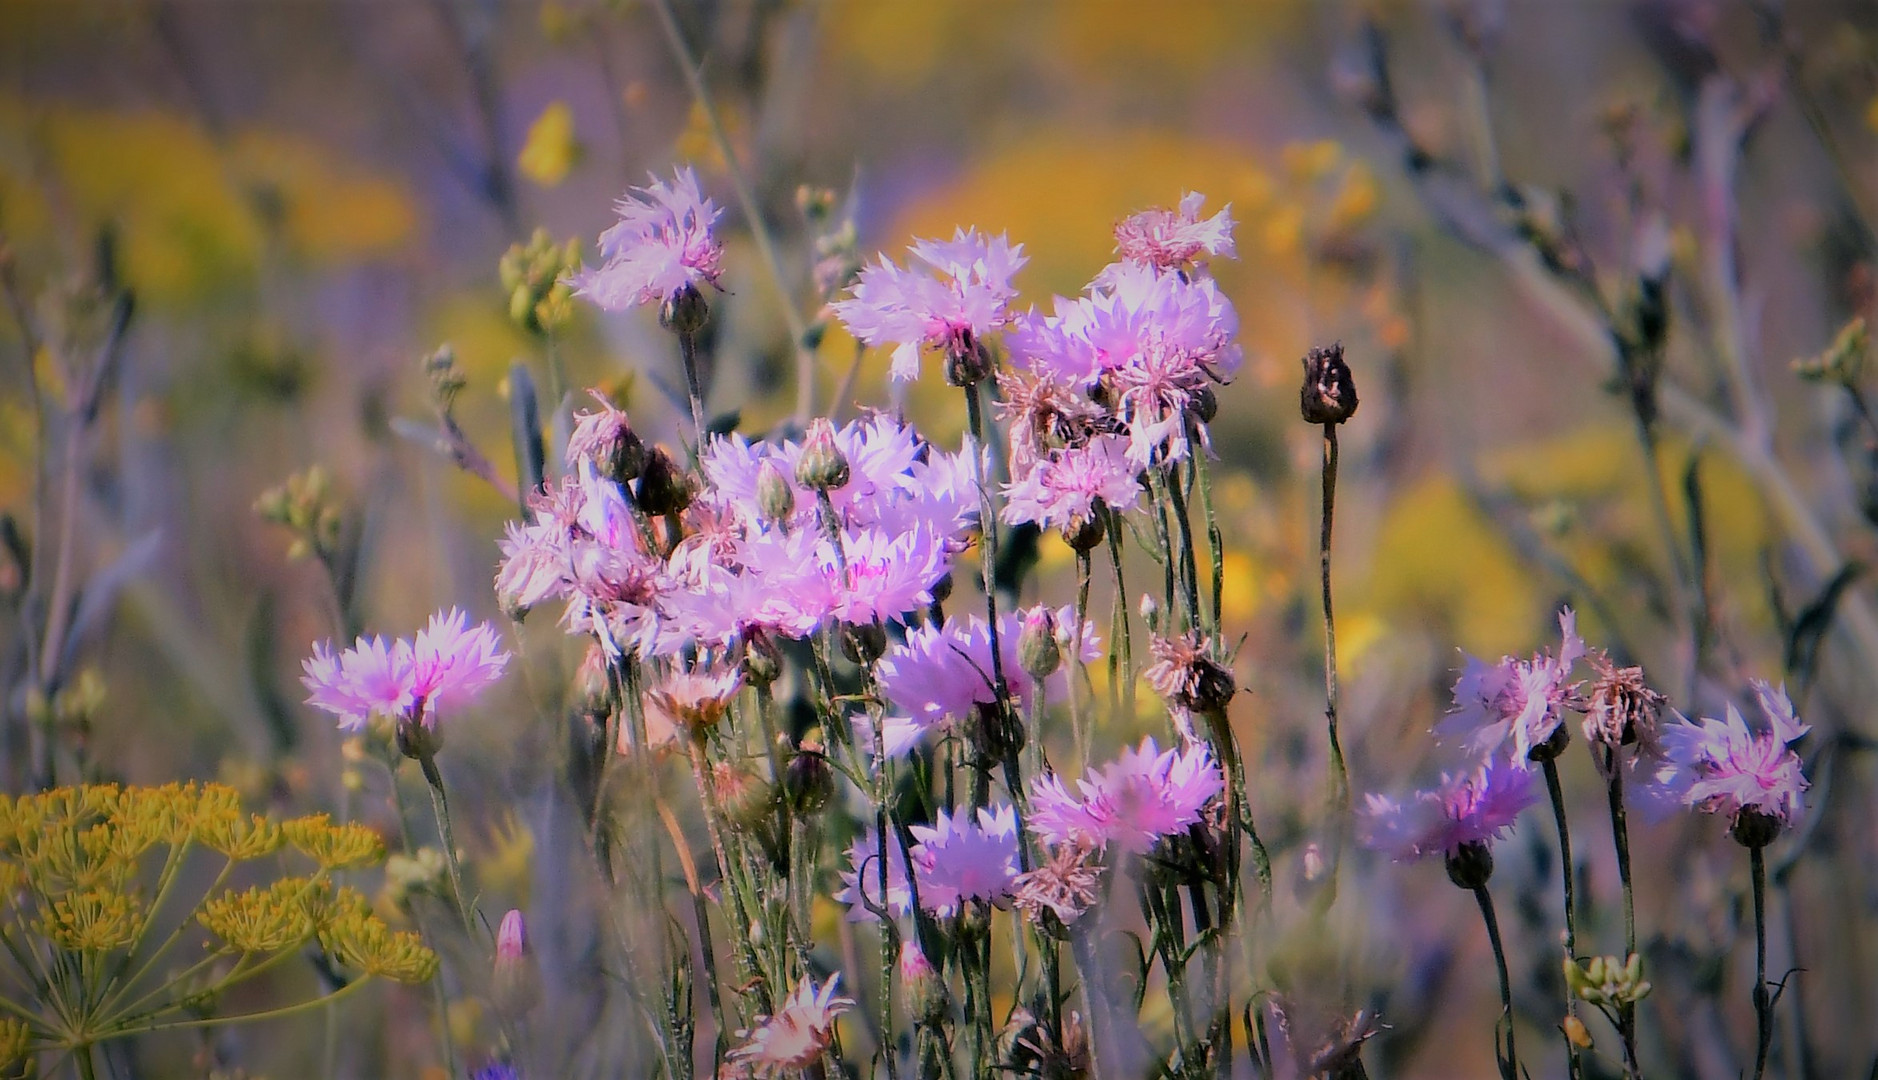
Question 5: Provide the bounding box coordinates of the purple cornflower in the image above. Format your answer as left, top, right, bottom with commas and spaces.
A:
1028, 737, 1224, 855
830, 228, 1027, 382
1001, 434, 1142, 532
873, 606, 1102, 756
301, 608, 509, 731
569, 167, 723, 311
1358, 758, 1540, 862
1436, 608, 1586, 767
835, 828, 915, 922
743, 524, 952, 631
1646, 680, 1809, 831
1109, 191, 1236, 274
725, 974, 854, 1078
910, 804, 1023, 916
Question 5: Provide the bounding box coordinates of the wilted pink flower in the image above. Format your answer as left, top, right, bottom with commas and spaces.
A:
569, 167, 723, 310
910, 804, 1022, 916
1437, 608, 1586, 767
830, 228, 1027, 381
835, 828, 914, 922
1028, 737, 1224, 855
725, 973, 854, 1078
1002, 434, 1142, 531
302, 608, 510, 731
1358, 758, 1539, 862
1010, 842, 1104, 926
1110, 191, 1236, 273
1647, 680, 1809, 830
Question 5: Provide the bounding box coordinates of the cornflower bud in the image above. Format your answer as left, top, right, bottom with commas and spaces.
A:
658, 282, 710, 335
1731, 806, 1781, 850
715, 762, 775, 831
900, 940, 949, 1026
1018, 607, 1061, 681
492, 909, 541, 1017
741, 630, 785, 687
756, 458, 797, 523
840, 619, 887, 666
795, 418, 851, 491
636, 445, 692, 516
783, 736, 834, 815
1444, 840, 1494, 890
1299, 342, 1359, 426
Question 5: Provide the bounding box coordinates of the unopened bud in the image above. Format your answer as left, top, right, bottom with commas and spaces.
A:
1731, 807, 1782, 850
795, 418, 851, 491
394, 713, 444, 762
715, 762, 775, 830
756, 458, 797, 523
741, 630, 785, 687
1444, 840, 1494, 890
900, 940, 949, 1026
783, 738, 834, 815
1018, 607, 1061, 681
1562, 1015, 1593, 1049
658, 282, 710, 335
840, 619, 888, 666
492, 909, 541, 1016
635, 445, 692, 516
1299, 342, 1359, 426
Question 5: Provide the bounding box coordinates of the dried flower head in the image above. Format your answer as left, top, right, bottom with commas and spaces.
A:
1011, 842, 1104, 927
1580, 651, 1665, 756
644, 665, 743, 739
1143, 632, 1235, 715
1112, 191, 1236, 272
1299, 342, 1359, 426
724, 973, 854, 1077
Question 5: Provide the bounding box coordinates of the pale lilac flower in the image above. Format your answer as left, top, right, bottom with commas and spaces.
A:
835, 828, 914, 922
301, 608, 510, 731
1028, 737, 1224, 855
1110, 191, 1236, 273
755, 525, 952, 630
910, 804, 1022, 916
1001, 434, 1142, 531
569, 167, 723, 311
1437, 608, 1586, 767
1358, 758, 1539, 862
874, 607, 1102, 755
830, 228, 1027, 381
725, 973, 854, 1078
1648, 680, 1809, 829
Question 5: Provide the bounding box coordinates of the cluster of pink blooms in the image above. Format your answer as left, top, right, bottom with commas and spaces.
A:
302, 608, 510, 731
568, 167, 724, 311
495, 411, 977, 663
1362, 605, 1812, 864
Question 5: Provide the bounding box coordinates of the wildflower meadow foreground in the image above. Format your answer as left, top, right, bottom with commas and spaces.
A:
4, 5, 1878, 1079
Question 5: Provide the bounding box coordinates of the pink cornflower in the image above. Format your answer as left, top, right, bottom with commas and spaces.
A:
1028, 737, 1224, 855
830, 228, 1027, 382
909, 804, 1022, 916
302, 608, 509, 731
1358, 758, 1540, 862
753, 524, 952, 631
569, 167, 724, 311
724, 973, 854, 1078
1110, 191, 1236, 274
1648, 680, 1809, 830
1001, 434, 1142, 531
874, 607, 1102, 755
1436, 608, 1586, 767
835, 828, 914, 922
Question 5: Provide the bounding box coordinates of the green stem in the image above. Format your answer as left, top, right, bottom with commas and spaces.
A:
676, 326, 708, 450
1751, 845, 1771, 1080
418, 753, 477, 937
101, 975, 375, 1040
1317, 423, 1350, 905
1106, 516, 1134, 721
1474, 885, 1520, 1080
963, 383, 1010, 705
1541, 757, 1583, 1080
1193, 448, 1224, 637
1605, 752, 1641, 1078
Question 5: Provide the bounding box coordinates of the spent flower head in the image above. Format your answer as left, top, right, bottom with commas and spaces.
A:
1110, 191, 1236, 273
725, 974, 854, 1078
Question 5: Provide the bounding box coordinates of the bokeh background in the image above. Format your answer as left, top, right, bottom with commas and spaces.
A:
4, 1, 1878, 1076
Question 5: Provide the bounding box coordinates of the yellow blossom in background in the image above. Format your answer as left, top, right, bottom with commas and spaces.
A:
518, 101, 583, 187
1868, 96, 1878, 133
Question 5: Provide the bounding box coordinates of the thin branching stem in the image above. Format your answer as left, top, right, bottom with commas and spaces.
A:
1474, 885, 1520, 1080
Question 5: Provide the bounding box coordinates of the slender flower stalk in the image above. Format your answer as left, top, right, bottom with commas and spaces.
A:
1750, 843, 1771, 1080
1539, 756, 1584, 1080
1473, 881, 1520, 1080
1301, 341, 1358, 909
